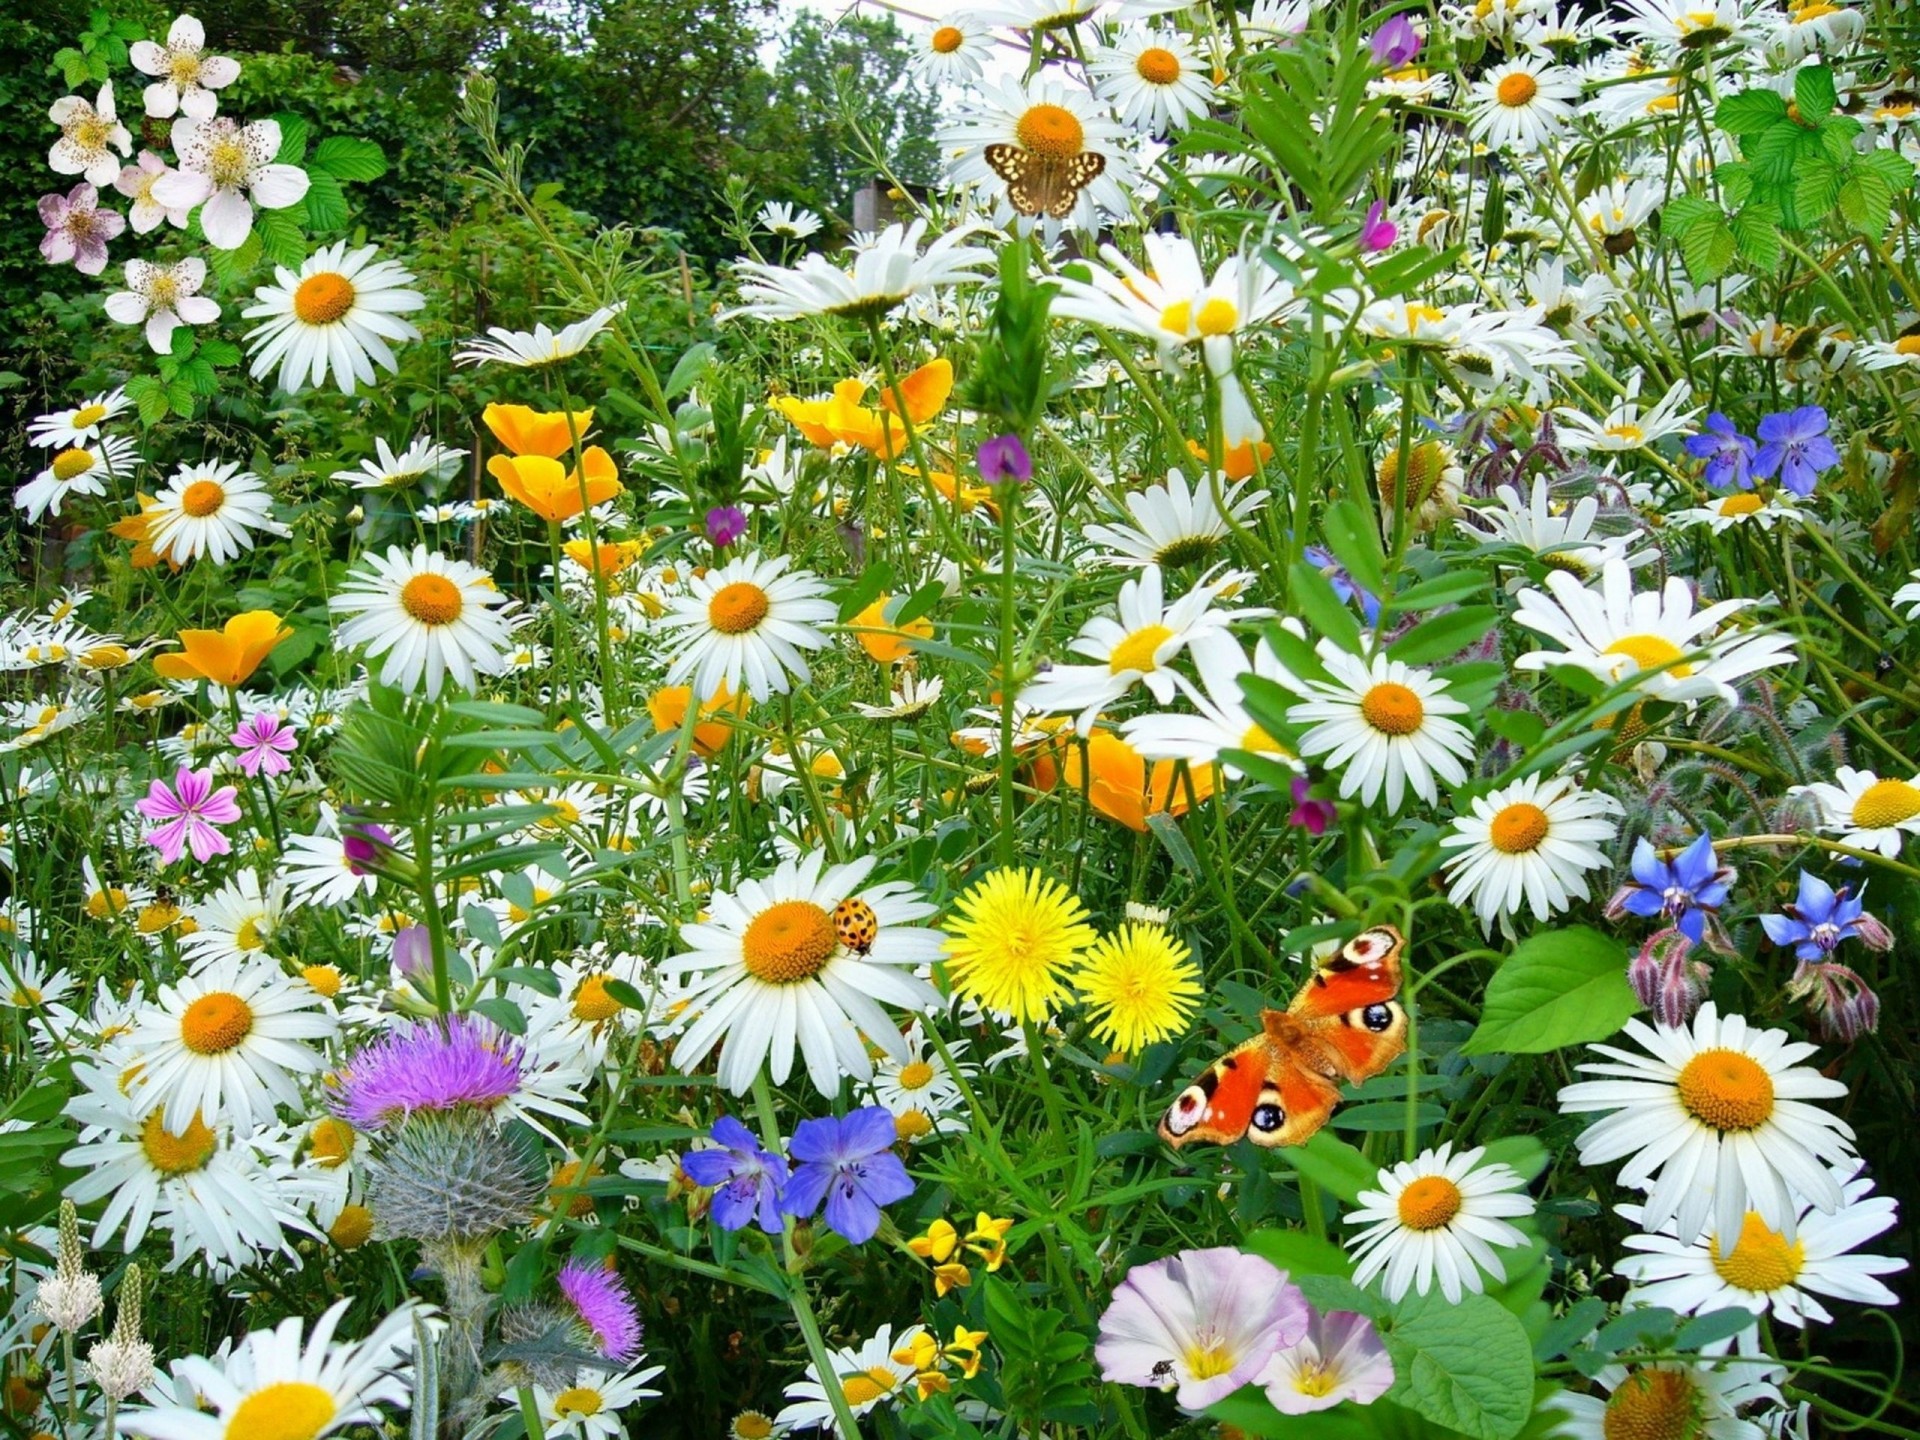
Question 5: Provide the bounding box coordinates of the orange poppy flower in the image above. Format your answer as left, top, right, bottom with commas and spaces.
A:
487, 446, 623, 523
482, 403, 595, 458
1064, 730, 1217, 832
849, 593, 934, 664
647, 682, 749, 757
152, 610, 293, 687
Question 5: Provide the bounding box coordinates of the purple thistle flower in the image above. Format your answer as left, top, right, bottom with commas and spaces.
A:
1607, 833, 1733, 946
134, 765, 241, 865
332, 1014, 525, 1131
706, 504, 748, 549
681, 1115, 790, 1234
779, 1105, 913, 1245
232, 711, 298, 777
1751, 405, 1837, 497
39, 183, 125, 276
1760, 872, 1889, 962
977, 433, 1032, 487
1360, 201, 1397, 254
1682, 413, 1757, 491
557, 1258, 642, 1363
1368, 14, 1421, 67
1288, 775, 1336, 836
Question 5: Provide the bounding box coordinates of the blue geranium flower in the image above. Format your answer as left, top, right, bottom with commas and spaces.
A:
1682, 412, 1757, 490
1752, 405, 1838, 497
780, 1105, 913, 1244
680, 1114, 791, 1234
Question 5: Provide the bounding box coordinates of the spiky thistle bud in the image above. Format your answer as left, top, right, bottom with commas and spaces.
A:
364, 1110, 546, 1245
33, 1199, 102, 1333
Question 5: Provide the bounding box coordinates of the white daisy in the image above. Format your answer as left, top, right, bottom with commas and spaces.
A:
1558, 1002, 1857, 1245
909, 17, 994, 86
1619, 0, 1757, 52
868, 1021, 973, 1143
103, 257, 220, 353
331, 435, 467, 491
1440, 773, 1622, 935
179, 871, 289, 970
723, 219, 993, 323
1788, 766, 1920, 858
1669, 491, 1806, 533
1853, 334, 1920, 372
776, 1323, 922, 1436
1083, 468, 1270, 569
523, 1366, 664, 1439
453, 301, 624, 368
1554, 377, 1700, 452
129, 14, 241, 120
755, 201, 824, 239
1511, 560, 1798, 708
1455, 477, 1652, 578
851, 674, 946, 721
16, 436, 140, 523
1345, 1142, 1537, 1303
48, 83, 132, 186
329, 545, 517, 700
150, 115, 309, 249
1551, 1361, 1782, 1440
663, 851, 944, 1098
941, 74, 1140, 230
659, 551, 836, 702
1286, 641, 1476, 815
242, 241, 425, 395
27, 389, 129, 448
144, 461, 287, 566
1123, 632, 1304, 778
1090, 28, 1217, 135
1613, 1165, 1905, 1335
1893, 567, 1920, 619
1466, 58, 1579, 151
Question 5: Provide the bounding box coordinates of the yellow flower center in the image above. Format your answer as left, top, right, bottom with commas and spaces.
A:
180, 991, 254, 1055
897, 1060, 936, 1090
51, 449, 95, 483
1606, 422, 1647, 445
1602, 634, 1692, 678
1014, 103, 1086, 158
302, 963, 342, 997
1159, 299, 1193, 334
329, 1203, 374, 1249
841, 1368, 901, 1407
931, 24, 964, 52
230, 917, 267, 952
1405, 302, 1447, 332
1676, 1048, 1775, 1131
170, 52, 203, 86
1183, 1340, 1237, 1381
72, 116, 111, 150
225, 1381, 338, 1440
1894, 336, 1920, 356
554, 1387, 604, 1417
138, 901, 180, 933
71, 403, 108, 427
895, 1108, 934, 1140
140, 1109, 217, 1175
147, 271, 181, 312
1359, 681, 1425, 736
86, 887, 130, 918
180, 479, 226, 517
1602, 1370, 1701, 1440
1497, 71, 1540, 107
1109, 623, 1174, 675
1195, 297, 1239, 336
733, 1413, 776, 1440
572, 973, 623, 1023
1716, 493, 1766, 516
399, 573, 464, 626
1135, 46, 1182, 84
1240, 723, 1281, 753
1488, 801, 1550, 854
308, 1116, 356, 1167
1290, 1360, 1338, 1397
1396, 1174, 1463, 1230
708, 581, 771, 635
208, 137, 250, 188
1711, 1212, 1805, 1292
741, 900, 839, 983
292, 272, 356, 325
1851, 778, 1920, 828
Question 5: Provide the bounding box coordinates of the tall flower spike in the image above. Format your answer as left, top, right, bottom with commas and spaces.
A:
34, 1198, 103, 1333
86, 1264, 155, 1402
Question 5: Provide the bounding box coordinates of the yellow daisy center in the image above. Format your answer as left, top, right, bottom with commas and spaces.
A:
1607, 422, 1647, 445
308, 1116, 356, 1167
52, 449, 96, 482
842, 1368, 901, 1406
1015, 103, 1085, 158
329, 1204, 374, 1249
140, 1109, 217, 1175
138, 900, 180, 933
1602, 634, 1692, 678
180, 991, 254, 1055
1135, 46, 1182, 84
1488, 801, 1550, 854
572, 973, 623, 1023
1359, 681, 1425, 736
1850, 778, 1920, 828
292, 272, 356, 325
180, 479, 226, 517
1676, 1048, 1775, 1131
1240, 723, 1281, 753
896, 1060, 936, 1090
1109, 623, 1174, 675
1396, 1174, 1463, 1230
399, 573, 464, 626
708, 581, 771, 635
895, 1108, 934, 1140
225, 1381, 337, 1440
733, 1413, 776, 1440
85, 886, 130, 918
1711, 1212, 1805, 1292
1602, 1370, 1701, 1440
1195, 297, 1239, 335
1183, 1340, 1237, 1380
931, 24, 964, 52
742, 900, 839, 983
71, 403, 108, 427
1716, 493, 1766, 516
1497, 71, 1540, 107
208, 137, 250, 188
1894, 336, 1920, 356
302, 963, 342, 997
554, 1387, 604, 1417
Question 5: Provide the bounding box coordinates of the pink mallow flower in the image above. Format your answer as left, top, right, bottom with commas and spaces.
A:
135, 765, 241, 863
1258, 1307, 1394, 1414
232, 711, 297, 777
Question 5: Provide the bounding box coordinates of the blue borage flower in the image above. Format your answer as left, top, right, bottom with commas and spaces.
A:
1608, 833, 1735, 946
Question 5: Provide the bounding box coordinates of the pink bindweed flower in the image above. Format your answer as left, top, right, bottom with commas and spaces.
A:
134, 765, 241, 864
231, 711, 297, 777
1259, 1308, 1394, 1414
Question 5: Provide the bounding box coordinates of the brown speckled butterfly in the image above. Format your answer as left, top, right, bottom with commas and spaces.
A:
983, 143, 1106, 220
1159, 925, 1409, 1149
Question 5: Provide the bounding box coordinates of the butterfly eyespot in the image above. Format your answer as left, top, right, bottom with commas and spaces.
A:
1360, 1003, 1395, 1032
831, 898, 879, 953
1250, 1101, 1285, 1133
1163, 1087, 1206, 1135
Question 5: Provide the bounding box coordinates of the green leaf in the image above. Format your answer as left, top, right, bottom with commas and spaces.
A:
891, 580, 945, 628
1386, 570, 1489, 613
1383, 1290, 1535, 1440
665, 342, 715, 400
1791, 157, 1843, 227
256, 210, 307, 268
166, 378, 196, 419
1535, 1298, 1606, 1361
463, 903, 503, 951
603, 978, 648, 1012
1658, 195, 1719, 237
1595, 1306, 1677, 1356
1387, 606, 1498, 665
1242, 1229, 1354, 1277
272, 112, 312, 165
1461, 926, 1637, 1056
1675, 1308, 1759, 1351
1288, 1131, 1378, 1203
129, 376, 168, 427
1288, 561, 1363, 656
179, 356, 219, 396
1675, 212, 1736, 283
199, 337, 241, 368
302, 171, 348, 233
1320, 500, 1388, 600
835, 562, 894, 622
1794, 66, 1836, 124
1714, 89, 1787, 135
310, 135, 388, 181
1837, 167, 1895, 240
473, 995, 527, 1035
1730, 207, 1784, 271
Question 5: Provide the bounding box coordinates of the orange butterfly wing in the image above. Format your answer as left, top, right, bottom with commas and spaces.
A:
1158, 926, 1408, 1150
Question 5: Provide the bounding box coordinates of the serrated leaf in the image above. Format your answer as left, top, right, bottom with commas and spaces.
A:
256, 210, 307, 268
1791, 157, 1843, 227
199, 337, 241, 368
1794, 66, 1836, 124
1462, 926, 1638, 1055
166, 378, 195, 418
179, 356, 218, 396
310, 135, 387, 181
1714, 89, 1788, 136
1384, 1290, 1534, 1440
1659, 195, 1719, 237
1731, 206, 1784, 270
1837, 168, 1895, 240
302, 171, 347, 233
1677, 213, 1736, 283
272, 112, 312, 164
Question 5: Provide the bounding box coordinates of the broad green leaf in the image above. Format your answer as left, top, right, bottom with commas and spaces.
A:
311, 135, 388, 181
1242, 1228, 1353, 1277
1676, 1308, 1760, 1350
1677, 213, 1736, 282
1288, 561, 1363, 654
834, 562, 894, 621
256, 210, 307, 268
1713, 89, 1787, 135
1793, 66, 1836, 124
1387, 606, 1498, 665
1384, 1290, 1535, 1440
1321, 499, 1388, 599
1595, 1306, 1677, 1356
1791, 157, 1843, 227
1658, 195, 1719, 237
1461, 926, 1637, 1055
1288, 1130, 1377, 1203
1535, 1297, 1606, 1360
272, 112, 312, 164
199, 337, 241, 368
1730, 207, 1783, 270
665, 342, 715, 400
1387, 570, 1487, 613
1837, 166, 1896, 240
302, 171, 348, 233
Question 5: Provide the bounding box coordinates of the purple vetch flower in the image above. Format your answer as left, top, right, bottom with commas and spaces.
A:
1368, 14, 1422, 67
1760, 871, 1891, 962
332, 1014, 525, 1131
1683, 412, 1757, 490
392, 925, 433, 981
1752, 405, 1837, 497
341, 817, 395, 874
680, 1115, 790, 1233
705, 504, 747, 549
779, 1105, 913, 1244
1258, 1308, 1393, 1414
1607, 833, 1734, 946
232, 711, 297, 777
557, 1258, 642, 1363
977, 433, 1032, 486
1288, 775, 1336, 836
134, 765, 240, 865
40, 184, 126, 277
1360, 201, 1397, 254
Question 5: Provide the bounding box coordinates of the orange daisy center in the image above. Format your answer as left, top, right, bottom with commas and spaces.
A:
708, 581, 771, 635
1488, 801, 1550, 854
1015, 103, 1086, 158
1359, 681, 1425, 735
1675, 1048, 1775, 1131
181, 479, 226, 517
741, 900, 839, 983
399, 573, 463, 626
292, 272, 356, 325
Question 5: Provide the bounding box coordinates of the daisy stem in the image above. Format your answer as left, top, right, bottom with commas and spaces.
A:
787, 1270, 869, 1440
995, 488, 1021, 868
517, 1385, 548, 1439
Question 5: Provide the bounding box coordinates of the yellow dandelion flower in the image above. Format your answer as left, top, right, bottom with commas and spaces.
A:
941, 868, 1095, 1024
1071, 923, 1202, 1054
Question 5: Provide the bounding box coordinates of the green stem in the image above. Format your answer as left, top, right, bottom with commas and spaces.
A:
788, 1272, 867, 1440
